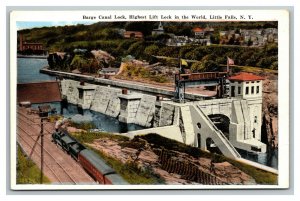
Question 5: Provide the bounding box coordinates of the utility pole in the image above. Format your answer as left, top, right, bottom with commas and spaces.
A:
40, 117, 44, 184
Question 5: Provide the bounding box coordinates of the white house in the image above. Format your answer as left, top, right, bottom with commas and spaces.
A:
228, 72, 266, 152
228, 72, 263, 99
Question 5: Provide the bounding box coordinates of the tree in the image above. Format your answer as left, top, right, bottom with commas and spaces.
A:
125, 22, 155, 36
144, 44, 159, 56
191, 61, 205, 72
127, 41, 146, 59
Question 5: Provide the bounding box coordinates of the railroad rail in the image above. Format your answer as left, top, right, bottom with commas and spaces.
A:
17, 129, 66, 183
17, 114, 78, 184
16, 108, 95, 184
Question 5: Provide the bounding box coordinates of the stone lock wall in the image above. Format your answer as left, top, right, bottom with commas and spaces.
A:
60, 79, 157, 127
90, 86, 122, 118
135, 95, 156, 127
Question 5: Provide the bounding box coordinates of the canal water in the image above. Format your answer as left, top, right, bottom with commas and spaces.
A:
18, 57, 278, 169
17, 58, 55, 83
18, 57, 144, 133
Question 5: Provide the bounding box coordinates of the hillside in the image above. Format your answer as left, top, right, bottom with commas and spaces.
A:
18, 21, 278, 70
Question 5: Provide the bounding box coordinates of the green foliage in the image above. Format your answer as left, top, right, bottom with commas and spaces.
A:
117, 63, 168, 83
158, 46, 179, 58
270, 61, 278, 70
70, 55, 100, 73
226, 158, 278, 185
139, 133, 210, 159
144, 44, 160, 56
69, 121, 96, 131
70, 131, 129, 144
90, 147, 164, 184
189, 54, 219, 72
69, 132, 164, 184
125, 22, 155, 36
191, 61, 205, 72
20, 21, 277, 71
17, 145, 50, 184
127, 41, 146, 59
164, 58, 179, 67
139, 134, 277, 185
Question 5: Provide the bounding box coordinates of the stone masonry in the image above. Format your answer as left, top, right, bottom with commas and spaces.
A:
60, 79, 157, 127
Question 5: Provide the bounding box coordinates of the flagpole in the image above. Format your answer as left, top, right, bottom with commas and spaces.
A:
179, 57, 182, 75
227, 57, 229, 72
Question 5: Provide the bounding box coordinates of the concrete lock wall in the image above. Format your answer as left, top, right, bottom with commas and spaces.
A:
60, 79, 266, 154
60, 79, 157, 127
61, 79, 80, 105
196, 99, 233, 118
134, 94, 156, 127
189, 104, 241, 158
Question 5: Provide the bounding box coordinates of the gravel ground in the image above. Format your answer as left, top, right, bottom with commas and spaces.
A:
17, 107, 96, 185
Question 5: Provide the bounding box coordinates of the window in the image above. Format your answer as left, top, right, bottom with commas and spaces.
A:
251, 86, 254, 94
79, 89, 83, 99
246, 82, 249, 84
238, 86, 241, 95
256, 86, 260, 94
231, 86, 235, 97
245, 86, 249, 95
256, 81, 260, 83
197, 123, 201, 129
251, 81, 254, 83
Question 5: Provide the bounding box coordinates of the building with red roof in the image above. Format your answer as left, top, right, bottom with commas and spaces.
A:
228, 72, 264, 99
19, 34, 44, 52
228, 72, 264, 82
124, 31, 144, 39
192, 27, 206, 38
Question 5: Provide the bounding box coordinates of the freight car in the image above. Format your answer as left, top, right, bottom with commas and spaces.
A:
51, 130, 128, 185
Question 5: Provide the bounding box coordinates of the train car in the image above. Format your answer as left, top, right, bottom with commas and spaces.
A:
78, 149, 128, 185
105, 173, 129, 185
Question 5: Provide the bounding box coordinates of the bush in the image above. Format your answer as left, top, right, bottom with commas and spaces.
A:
191, 61, 204, 72
144, 44, 159, 56
70, 131, 129, 144
17, 145, 50, 184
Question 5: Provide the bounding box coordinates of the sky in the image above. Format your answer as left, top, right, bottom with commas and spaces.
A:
16, 21, 95, 30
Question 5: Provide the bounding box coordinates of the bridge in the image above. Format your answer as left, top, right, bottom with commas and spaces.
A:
40, 68, 212, 101
174, 72, 229, 102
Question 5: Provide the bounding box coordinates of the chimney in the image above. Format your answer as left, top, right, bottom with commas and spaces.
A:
19, 33, 23, 51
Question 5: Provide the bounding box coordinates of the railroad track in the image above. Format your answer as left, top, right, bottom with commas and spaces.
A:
17, 112, 78, 184
17, 130, 66, 183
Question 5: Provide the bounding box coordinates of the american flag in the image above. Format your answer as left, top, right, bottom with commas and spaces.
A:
227, 57, 234, 72
227, 57, 234, 65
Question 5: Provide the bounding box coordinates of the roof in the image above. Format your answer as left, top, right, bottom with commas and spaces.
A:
17, 81, 62, 104
228, 72, 265, 81
61, 135, 77, 145
79, 149, 115, 175
124, 31, 144, 36
193, 27, 205, 32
